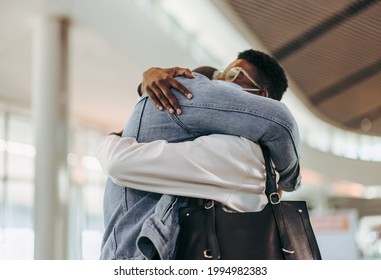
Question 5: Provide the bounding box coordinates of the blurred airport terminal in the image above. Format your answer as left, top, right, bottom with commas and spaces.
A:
0, 0, 381, 260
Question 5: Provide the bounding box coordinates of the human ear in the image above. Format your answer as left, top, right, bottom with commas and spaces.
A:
260, 90, 269, 98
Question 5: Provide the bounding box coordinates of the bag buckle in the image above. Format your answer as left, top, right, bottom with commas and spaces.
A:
282, 248, 295, 254
203, 249, 213, 259
270, 192, 281, 204
204, 200, 214, 209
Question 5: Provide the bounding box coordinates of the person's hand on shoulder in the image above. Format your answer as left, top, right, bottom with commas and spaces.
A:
139, 67, 194, 115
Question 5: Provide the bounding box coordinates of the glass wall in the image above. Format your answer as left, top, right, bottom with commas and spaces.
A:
0, 108, 106, 260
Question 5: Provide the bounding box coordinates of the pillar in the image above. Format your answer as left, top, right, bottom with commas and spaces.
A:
32, 15, 70, 260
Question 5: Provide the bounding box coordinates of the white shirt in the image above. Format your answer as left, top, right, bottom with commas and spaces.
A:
96, 134, 269, 212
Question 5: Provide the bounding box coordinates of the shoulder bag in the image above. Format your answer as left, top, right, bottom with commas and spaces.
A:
175, 146, 322, 260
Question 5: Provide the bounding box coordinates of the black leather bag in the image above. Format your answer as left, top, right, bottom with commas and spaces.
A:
176, 146, 322, 260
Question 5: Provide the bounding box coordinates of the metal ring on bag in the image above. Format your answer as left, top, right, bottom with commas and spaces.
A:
282, 248, 295, 254
204, 200, 214, 209
270, 192, 281, 204
203, 249, 213, 259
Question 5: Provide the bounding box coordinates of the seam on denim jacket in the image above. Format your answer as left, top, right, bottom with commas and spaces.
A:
169, 114, 202, 138
182, 102, 295, 133
160, 196, 178, 224
134, 98, 148, 139
111, 228, 117, 260
121, 187, 128, 213
176, 102, 299, 157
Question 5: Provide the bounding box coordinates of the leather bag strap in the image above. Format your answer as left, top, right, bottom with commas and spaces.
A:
262, 146, 295, 259
204, 200, 221, 259
202, 145, 296, 259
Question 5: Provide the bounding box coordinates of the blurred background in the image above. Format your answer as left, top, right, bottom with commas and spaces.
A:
0, 0, 381, 260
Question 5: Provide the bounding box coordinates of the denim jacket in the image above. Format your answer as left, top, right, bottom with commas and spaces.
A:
100, 74, 301, 260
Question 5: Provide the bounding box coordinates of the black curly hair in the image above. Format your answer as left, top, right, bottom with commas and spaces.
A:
237, 49, 288, 101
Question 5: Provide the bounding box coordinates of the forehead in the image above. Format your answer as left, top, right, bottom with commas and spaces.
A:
226, 59, 260, 79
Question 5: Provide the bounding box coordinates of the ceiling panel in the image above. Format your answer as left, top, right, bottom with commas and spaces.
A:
213, 0, 381, 135
319, 71, 381, 123
221, 0, 350, 51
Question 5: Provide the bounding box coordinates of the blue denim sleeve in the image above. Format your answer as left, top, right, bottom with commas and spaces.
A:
172, 75, 301, 191
126, 74, 301, 191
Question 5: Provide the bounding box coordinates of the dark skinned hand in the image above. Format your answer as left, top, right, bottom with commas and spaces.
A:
141, 67, 195, 115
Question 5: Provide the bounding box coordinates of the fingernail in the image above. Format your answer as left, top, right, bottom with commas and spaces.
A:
176, 109, 182, 115
168, 108, 174, 114
158, 106, 164, 111
187, 93, 192, 99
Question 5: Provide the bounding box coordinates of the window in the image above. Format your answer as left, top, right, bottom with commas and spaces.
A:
0, 109, 106, 260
